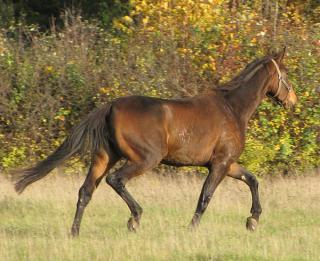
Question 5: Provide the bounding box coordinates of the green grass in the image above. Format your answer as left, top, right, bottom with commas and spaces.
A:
0, 172, 320, 260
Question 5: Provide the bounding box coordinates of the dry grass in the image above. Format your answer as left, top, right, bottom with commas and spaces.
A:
0, 171, 320, 260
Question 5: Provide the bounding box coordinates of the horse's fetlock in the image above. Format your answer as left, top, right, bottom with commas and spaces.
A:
135, 206, 143, 217
251, 206, 262, 218
257, 206, 262, 214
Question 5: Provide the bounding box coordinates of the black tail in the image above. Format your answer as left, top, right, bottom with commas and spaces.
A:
14, 104, 112, 194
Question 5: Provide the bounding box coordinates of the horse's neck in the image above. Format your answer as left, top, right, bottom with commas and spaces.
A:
226, 71, 268, 128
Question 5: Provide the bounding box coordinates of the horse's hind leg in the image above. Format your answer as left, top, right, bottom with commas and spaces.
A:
71, 149, 118, 237
227, 162, 262, 231
106, 159, 159, 232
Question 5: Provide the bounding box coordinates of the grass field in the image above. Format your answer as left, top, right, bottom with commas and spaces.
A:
0, 171, 319, 261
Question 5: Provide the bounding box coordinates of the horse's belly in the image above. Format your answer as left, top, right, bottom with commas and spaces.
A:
163, 145, 213, 166
162, 128, 218, 166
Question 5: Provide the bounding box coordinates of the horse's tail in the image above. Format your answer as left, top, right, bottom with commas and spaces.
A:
14, 104, 112, 194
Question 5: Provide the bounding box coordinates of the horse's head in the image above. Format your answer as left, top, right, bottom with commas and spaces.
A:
265, 47, 297, 108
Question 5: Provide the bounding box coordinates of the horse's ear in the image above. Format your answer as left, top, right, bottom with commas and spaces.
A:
275, 46, 286, 63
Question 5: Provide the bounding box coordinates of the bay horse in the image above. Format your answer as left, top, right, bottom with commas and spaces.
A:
14, 48, 297, 236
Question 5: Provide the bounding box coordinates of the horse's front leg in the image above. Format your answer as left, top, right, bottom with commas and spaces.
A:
227, 162, 262, 231
190, 158, 230, 228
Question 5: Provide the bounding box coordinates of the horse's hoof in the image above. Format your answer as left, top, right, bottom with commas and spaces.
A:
189, 214, 201, 231
71, 227, 79, 237
127, 217, 139, 232
246, 217, 258, 232
189, 219, 200, 231
188, 224, 198, 232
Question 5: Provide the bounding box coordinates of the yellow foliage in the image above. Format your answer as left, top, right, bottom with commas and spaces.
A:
45, 65, 54, 73
99, 87, 111, 94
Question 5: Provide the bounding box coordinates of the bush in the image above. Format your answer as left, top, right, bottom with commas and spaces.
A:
0, 2, 319, 175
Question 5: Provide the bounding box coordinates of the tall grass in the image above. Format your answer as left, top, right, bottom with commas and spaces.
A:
0, 172, 319, 260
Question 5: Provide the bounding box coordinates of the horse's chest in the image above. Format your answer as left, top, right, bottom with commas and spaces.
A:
218, 127, 245, 157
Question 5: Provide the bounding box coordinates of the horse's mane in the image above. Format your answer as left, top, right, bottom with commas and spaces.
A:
217, 56, 271, 92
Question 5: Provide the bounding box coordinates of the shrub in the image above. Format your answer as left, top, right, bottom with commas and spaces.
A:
0, 2, 319, 175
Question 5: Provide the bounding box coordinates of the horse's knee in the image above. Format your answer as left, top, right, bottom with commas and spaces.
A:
245, 173, 259, 188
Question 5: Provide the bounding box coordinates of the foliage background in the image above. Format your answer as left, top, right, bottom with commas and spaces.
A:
0, 0, 319, 175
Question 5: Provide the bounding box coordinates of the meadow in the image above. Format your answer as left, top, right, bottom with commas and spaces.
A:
0, 171, 319, 261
